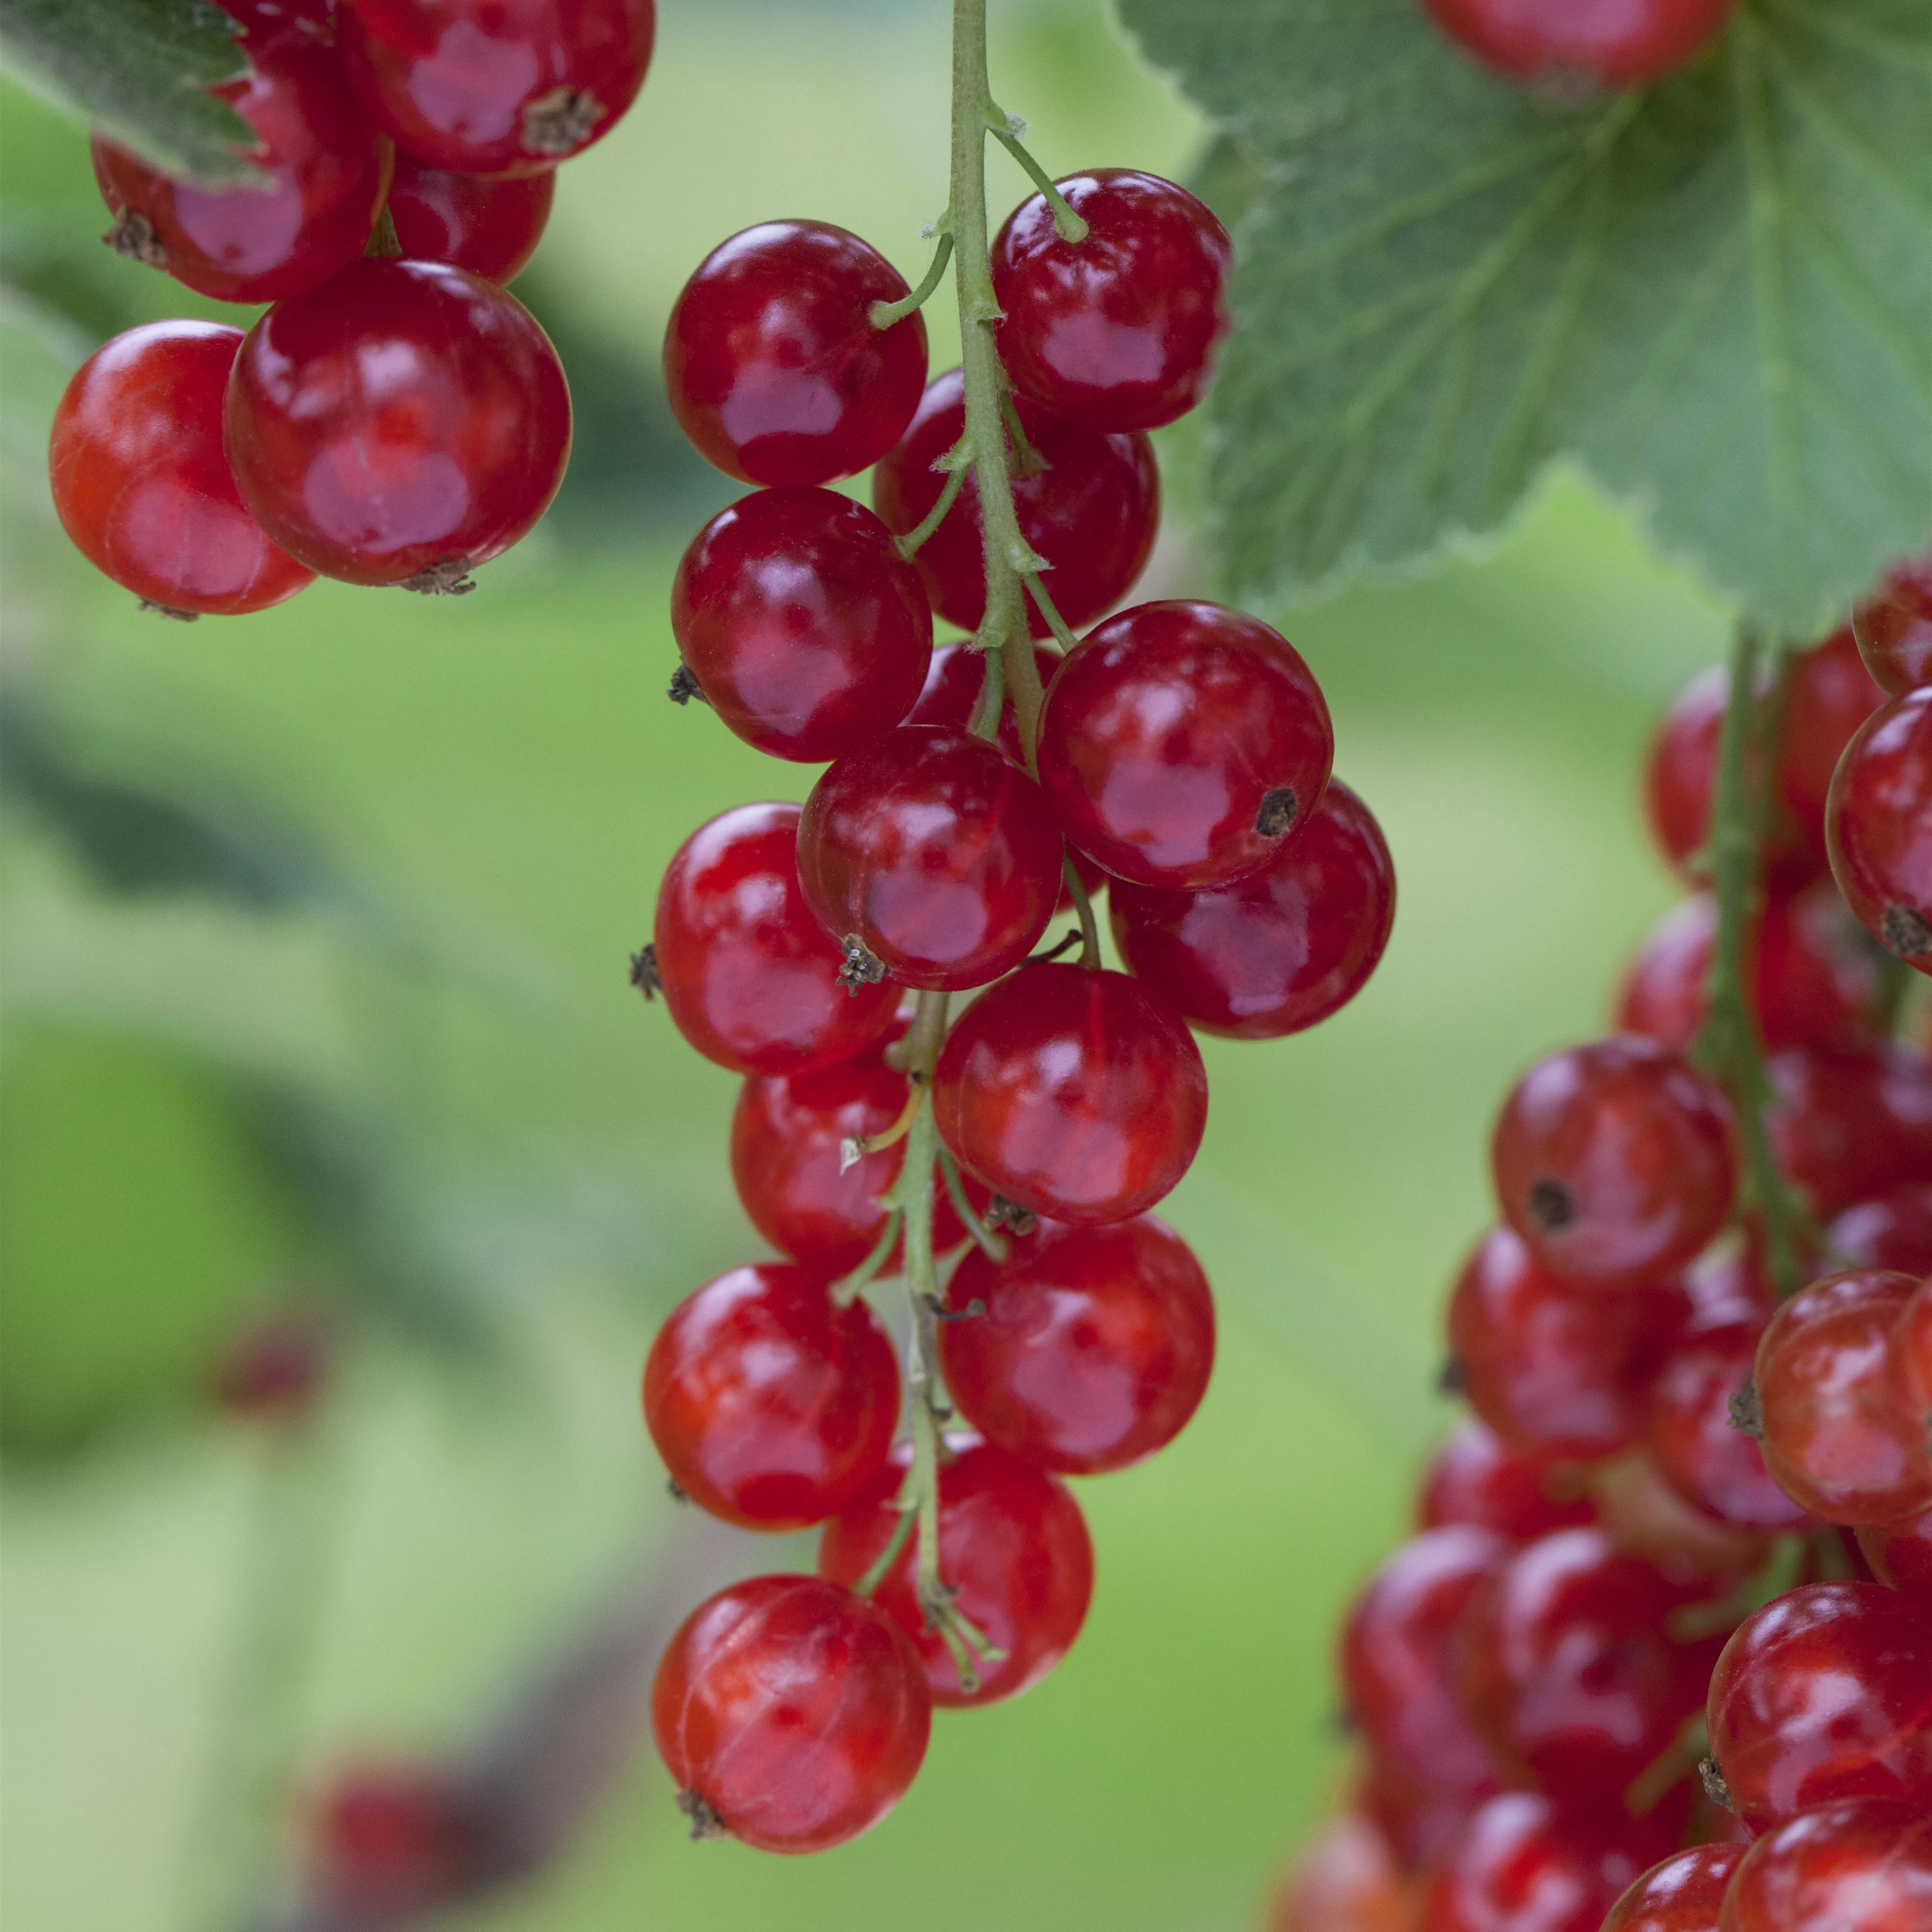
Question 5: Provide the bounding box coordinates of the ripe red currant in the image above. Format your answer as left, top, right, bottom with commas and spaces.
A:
1269, 1811, 1418, 1932
1854, 551, 1932, 698
817, 1435, 1094, 1706
340, 0, 655, 175
1782, 625, 1887, 864
1829, 1185, 1932, 1278
664, 221, 928, 487
932, 963, 1208, 1224
1414, 1417, 1595, 1543
1827, 687, 1932, 975
1891, 1278, 1932, 1470
870, 366, 1158, 639
1423, 0, 1736, 90
1601, 1844, 1747, 1932
211, 1311, 330, 1425
989, 169, 1233, 434
307, 1761, 472, 1913
1856, 1506, 1932, 1608
650, 801, 898, 1076
1764, 1043, 1932, 1217
385, 153, 554, 283
651, 1573, 929, 1855
49, 321, 316, 616
1037, 600, 1334, 891
1718, 1798, 1932, 1932
940, 1214, 1214, 1473
642, 1263, 898, 1531
1107, 778, 1395, 1038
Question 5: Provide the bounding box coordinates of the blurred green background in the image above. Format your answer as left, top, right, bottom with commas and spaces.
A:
0, 2, 1735, 1928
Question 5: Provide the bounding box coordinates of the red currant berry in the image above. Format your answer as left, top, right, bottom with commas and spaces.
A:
932, 962, 1209, 1224
308, 1761, 472, 1913
1854, 551, 1932, 698
940, 1214, 1214, 1473
664, 221, 927, 488
907, 639, 1059, 769
1827, 687, 1932, 974
211, 1310, 330, 1425
385, 153, 554, 283
1782, 625, 1887, 864
871, 365, 1158, 639
651, 802, 898, 1076
1719, 1798, 1932, 1932
1756, 1270, 1932, 1525
225, 258, 570, 588
48, 322, 316, 617
91, 33, 391, 306
1445, 1227, 1689, 1461
1856, 1507, 1932, 1607
989, 169, 1233, 434
651, 1573, 929, 1855
340, 0, 655, 175
219, 0, 338, 51
1269, 1812, 1419, 1932
1356, 1743, 1510, 1875
671, 489, 931, 762
1888, 1277, 1931, 1474
1707, 1581, 1932, 1829
1830, 1186, 1932, 1278
1038, 600, 1334, 891
797, 728, 1063, 991
1107, 778, 1395, 1038
1416, 1418, 1595, 1542
1424, 0, 1735, 89
1765, 1043, 1932, 1216
1602, 1844, 1747, 1932
1490, 1036, 1736, 1290
642, 1263, 898, 1531
817, 1434, 1094, 1706
1683, 1244, 1777, 1332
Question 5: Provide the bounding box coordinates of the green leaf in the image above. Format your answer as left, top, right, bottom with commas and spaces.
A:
1119, 0, 1932, 636
0, 0, 254, 186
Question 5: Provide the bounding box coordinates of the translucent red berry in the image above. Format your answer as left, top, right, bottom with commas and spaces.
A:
1827, 687, 1932, 976
340, 0, 655, 175
1415, 1417, 1595, 1542
672, 489, 933, 762
1891, 1278, 1932, 1470
1856, 1507, 1932, 1608
651, 1573, 929, 1855
818, 1435, 1094, 1705
650, 802, 898, 1076
1038, 600, 1334, 891
871, 366, 1158, 639
989, 169, 1233, 434
1854, 551, 1932, 698
1764, 1043, 1932, 1217
932, 963, 1208, 1224
1269, 1811, 1419, 1932
1718, 1798, 1932, 1932
940, 1214, 1214, 1473
386, 153, 554, 282
49, 321, 316, 617
1424, 0, 1736, 90
308, 1761, 473, 1913
1601, 1844, 1747, 1932
1781, 625, 1887, 863
642, 1263, 898, 1531
1829, 1185, 1932, 1278
663, 221, 927, 487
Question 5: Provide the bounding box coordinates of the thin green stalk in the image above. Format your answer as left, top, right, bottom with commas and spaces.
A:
939, 1146, 1008, 1262
897, 456, 970, 560
1062, 854, 1101, 969
985, 116, 1088, 241
967, 645, 1006, 741
871, 229, 955, 328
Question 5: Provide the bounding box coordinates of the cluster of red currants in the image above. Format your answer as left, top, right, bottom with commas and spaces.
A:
635, 163, 1398, 1855
1271, 562, 1932, 1932
43, 0, 658, 613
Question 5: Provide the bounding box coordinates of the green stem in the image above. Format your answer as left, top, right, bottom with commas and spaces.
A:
871, 229, 955, 328
986, 117, 1088, 241
1062, 854, 1101, 969
832, 1208, 905, 1306
897, 454, 970, 560
1020, 566, 1080, 656
967, 645, 1007, 741
939, 1146, 1008, 1262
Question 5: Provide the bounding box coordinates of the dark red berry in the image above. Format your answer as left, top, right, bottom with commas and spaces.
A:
1827, 687, 1932, 975
1781, 625, 1887, 865
1718, 1798, 1932, 1932
663, 221, 927, 487
1423, 0, 1736, 89
672, 488, 932, 762
797, 728, 1063, 991
49, 321, 315, 616
340, 0, 655, 175
219, 0, 337, 51
940, 1214, 1214, 1474
1415, 1418, 1594, 1543
1891, 1279, 1932, 1472
1854, 551, 1932, 698
932, 962, 1208, 1224
211, 1311, 330, 1425
308, 1761, 472, 1913
386, 152, 554, 283
1765, 1042, 1932, 1217
1356, 1743, 1509, 1876
870, 365, 1158, 639
1601, 1844, 1747, 1932
651, 1573, 929, 1855
817, 1435, 1094, 1706
989, 169, 1233, 434
1037, 600, 1334, 891
1269, 1811, 1418, 1932
1830, 1186, 1932, 1277
1856, 1507, 1932, 1608
641, 1263, 898, 1531
225, 258, 570, 588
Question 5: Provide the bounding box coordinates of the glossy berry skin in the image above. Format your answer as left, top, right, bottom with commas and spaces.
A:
1755, 1270, 1932, 1525
1602, 1845, 1746, 1932
211, 1311, 330, 1425
1856, 1507, 1932, 1607
990, 170, 1233, 434
672, 489, 932, 762
386, 153, 554, 283
49, 322, 315, 616
91, 36, 392, 307
871, 366, 1158, 639
664, 222, 927, 488
1491, 1036, 1736, 1289
1357, 1743, 1512, 1876
1765, 1044, 1932, 1216
1415, 1417, 1595, 1542
1445, 1227, 1689, 1461
940, 1214, 1214, 1474
642, 1263, 898, 1532
651, 1574, 929, 1856
797, 729, 1062, 991
1827, 688, 1932, 975
1830, 1185, 1932, 1277
1269, 1812, 1420, 1932
226, 259, 570, 587
651, 803, 898, 1076
1108, 778, 1395, 1038
1893, 1278, 1932, 1470
1038, 601, 1335, 891
309, 1762, 472, 1913
1424, 0, 1735, 89
1706, 1583, 1932, 1831
340, 0, 655, 175
1719, 1798, 1932, 1932
818, 1435, 1094, 1706
1855, 553, 1932, 696
932, 963, 1209, 1224
1783, 625, 1888, 864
